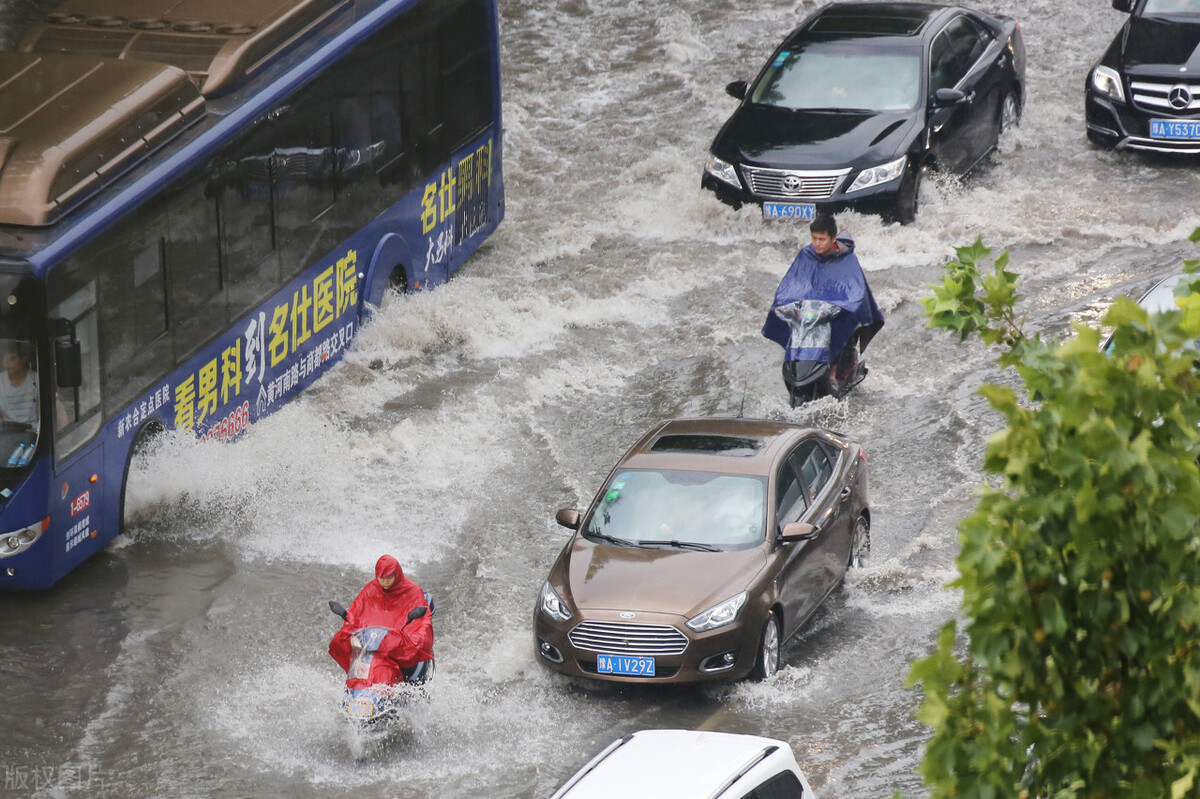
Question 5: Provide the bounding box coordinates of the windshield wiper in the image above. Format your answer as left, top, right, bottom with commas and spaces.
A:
586, 531, 634, 547
635, 539, 721, 552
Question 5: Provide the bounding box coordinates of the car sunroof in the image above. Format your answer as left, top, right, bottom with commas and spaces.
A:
649, 435, 762, 456
809, 14, 927, 36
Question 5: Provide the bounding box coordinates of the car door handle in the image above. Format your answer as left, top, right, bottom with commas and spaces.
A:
839, 487, 852, 503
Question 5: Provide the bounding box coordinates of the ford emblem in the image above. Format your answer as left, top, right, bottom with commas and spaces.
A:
619, 611, 636, 619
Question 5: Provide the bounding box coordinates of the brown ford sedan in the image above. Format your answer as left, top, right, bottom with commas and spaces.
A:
534, 417, 870, 684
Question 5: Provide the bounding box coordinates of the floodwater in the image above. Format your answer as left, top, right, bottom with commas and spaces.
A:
1, 0, 1199, 796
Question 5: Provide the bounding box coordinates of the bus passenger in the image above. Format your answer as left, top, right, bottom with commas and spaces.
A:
0, 345, 38, 425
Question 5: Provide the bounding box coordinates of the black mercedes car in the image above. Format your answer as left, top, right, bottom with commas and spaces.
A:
701, 3, 1025, 224
1086, 0, 1200, 153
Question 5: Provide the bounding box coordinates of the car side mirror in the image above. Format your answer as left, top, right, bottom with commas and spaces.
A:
725, 80, 748, 101
555, 508, 581, 530
1111, 0, 1132, 11
779, 522, 818, 543
932, 88, 967, 108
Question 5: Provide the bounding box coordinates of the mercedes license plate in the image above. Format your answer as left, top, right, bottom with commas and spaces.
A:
596, 654, 656, 676
1150, 119, 1200, 140
763, 202, 816, 221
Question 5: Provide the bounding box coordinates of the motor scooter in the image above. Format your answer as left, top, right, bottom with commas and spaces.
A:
328, 592, 435, 734
782, 329, 868, 407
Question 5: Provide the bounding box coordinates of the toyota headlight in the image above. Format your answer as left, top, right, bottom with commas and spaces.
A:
686, 592, 748, 632
846, 156, 907, 194
705, 154, 742, 189
539, 581, 573, 622
1091, 65, 1125, 103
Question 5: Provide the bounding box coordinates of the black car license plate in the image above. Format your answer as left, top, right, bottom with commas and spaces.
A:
1150, 119, 1200, 140
763, 202, 816, 221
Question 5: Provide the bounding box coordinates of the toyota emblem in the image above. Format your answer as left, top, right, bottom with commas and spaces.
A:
619, 611, 636, 619
781, 174, 803, 194
1168, 85, 1192, 111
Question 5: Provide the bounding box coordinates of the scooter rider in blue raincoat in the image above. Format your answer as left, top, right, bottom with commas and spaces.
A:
762, 214, 884, 393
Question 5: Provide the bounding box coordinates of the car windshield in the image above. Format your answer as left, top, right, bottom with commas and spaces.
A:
750, 44, 922, 112
584, 469, 767, 550
1142, 0, 1200, 15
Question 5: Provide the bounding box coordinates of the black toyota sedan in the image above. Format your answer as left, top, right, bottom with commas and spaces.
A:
701, 3, 1025, 224
1086, 0, 1200, 154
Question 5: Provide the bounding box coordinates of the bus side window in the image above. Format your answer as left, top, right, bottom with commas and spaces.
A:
214, 123, 280, 317
98, 214, 172, 413
271, 104, 339, 277
49, 281, 102, 460
166, 180, 224, 361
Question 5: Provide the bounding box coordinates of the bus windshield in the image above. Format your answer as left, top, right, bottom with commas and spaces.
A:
0, 274, 43, 481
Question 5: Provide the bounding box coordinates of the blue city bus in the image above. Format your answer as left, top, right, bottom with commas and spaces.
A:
0, 0, 504, 589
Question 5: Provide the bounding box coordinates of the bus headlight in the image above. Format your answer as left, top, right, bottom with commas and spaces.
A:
0, 518, 48, 559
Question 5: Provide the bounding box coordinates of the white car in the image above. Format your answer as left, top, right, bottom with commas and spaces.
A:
549, 729, 818, 799
1102, 272, 1191, 353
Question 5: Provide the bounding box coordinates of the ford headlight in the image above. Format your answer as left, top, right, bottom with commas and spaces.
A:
686, 592, 748, 632
705, 154, 741, 188
846, 156, 906, 193
539, 581, 573, 622
1091, 65, 1125, 103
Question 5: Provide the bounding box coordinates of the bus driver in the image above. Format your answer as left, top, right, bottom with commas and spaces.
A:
0, 344, 39, 425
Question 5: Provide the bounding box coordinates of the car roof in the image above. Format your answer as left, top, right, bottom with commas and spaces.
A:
1137, 272, 1188, 314
801, 2, 958, 39
616, 417, 836, 477
550, 729, 815, 799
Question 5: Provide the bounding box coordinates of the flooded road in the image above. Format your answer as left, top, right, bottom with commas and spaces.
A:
1, 0, 1199, 796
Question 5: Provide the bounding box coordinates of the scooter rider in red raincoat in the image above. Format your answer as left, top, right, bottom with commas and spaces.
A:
328, 555, 434, 688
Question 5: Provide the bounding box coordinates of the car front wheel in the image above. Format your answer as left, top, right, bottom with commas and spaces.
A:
888, 163, 923, 225
751, 611, 781, 680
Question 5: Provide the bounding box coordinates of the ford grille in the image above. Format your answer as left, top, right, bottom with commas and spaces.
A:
568, 621, 689, 656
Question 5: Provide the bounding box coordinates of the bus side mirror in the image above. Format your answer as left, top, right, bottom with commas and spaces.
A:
52, 318, 82, 388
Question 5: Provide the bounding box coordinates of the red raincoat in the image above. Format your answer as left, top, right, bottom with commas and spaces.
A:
328, 555, 434, 688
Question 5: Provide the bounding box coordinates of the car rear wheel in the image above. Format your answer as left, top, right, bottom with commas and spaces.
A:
751, 611, 781, 680
999, 90, 1020, 135
849, 515, 870, 569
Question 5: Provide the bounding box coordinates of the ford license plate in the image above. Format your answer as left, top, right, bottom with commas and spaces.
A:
597, 654, 656, 676
763, 202, 816, 221
1150, 119, 1200, 140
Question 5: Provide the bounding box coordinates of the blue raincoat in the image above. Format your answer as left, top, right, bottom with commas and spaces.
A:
762, 235, 885, 363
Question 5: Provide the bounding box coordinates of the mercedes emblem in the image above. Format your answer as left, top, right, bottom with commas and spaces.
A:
1168, 85, 1192, 111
